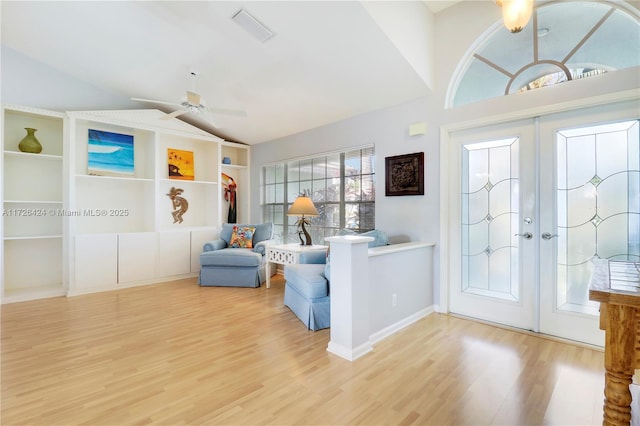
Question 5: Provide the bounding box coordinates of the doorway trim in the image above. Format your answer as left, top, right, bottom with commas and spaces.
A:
438, 88, 639, 316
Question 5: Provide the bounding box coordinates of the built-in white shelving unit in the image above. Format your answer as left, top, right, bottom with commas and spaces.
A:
1, 105, 68, 303
1, 106, 250, 302
220, 142, 250, 224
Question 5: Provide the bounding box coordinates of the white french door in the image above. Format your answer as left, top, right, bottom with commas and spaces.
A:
448, 119, 537, 331
447, 100, 639, 346
538, 103, 639, 346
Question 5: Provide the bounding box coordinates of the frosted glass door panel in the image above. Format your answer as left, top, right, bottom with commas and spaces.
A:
555, 120, 639, 315
462, 138, 520, 301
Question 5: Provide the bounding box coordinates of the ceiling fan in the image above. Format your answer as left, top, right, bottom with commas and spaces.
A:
131, 72, 247, 124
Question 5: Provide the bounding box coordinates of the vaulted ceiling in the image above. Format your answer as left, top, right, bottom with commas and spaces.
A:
2, 1, 458, 145
5, 1, 634, 146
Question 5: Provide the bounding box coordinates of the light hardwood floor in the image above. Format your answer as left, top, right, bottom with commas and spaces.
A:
2, 275, 605, 425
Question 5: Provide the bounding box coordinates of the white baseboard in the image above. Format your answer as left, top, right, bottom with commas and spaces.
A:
1, 288, 67, 304
327, 306, 435, 362
434, 304, 447, 313
327, 340, 374, 361
369, 305, 435, 345
66, 273, 198, 297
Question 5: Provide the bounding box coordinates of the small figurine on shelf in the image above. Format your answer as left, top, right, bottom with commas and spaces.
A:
222, 173, 237, 223
167, 187, 188, 224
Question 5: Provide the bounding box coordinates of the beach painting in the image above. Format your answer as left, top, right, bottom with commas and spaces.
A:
167, 148, 195, 181
87, 129, 134, 176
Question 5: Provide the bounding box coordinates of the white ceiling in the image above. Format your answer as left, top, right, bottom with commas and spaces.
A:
1, 1, 459, 145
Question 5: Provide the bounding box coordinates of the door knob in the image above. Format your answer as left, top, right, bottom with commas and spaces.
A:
541, 232, 559, 240
515, 232, 533, 239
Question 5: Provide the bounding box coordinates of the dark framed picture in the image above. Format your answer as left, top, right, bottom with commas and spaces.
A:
385, 152, 424, 196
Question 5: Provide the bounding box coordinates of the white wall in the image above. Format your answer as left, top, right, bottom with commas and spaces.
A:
1, 46, 133, 111
250, 96, 439, 243
361, 1, 436, 90
368, 244, 434, 336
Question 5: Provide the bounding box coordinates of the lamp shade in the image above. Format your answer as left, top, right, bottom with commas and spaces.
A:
287, 195, 318, 216
497, 0, 533, 33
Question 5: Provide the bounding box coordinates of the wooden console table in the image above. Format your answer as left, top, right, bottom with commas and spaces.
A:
589, 259, 640, 426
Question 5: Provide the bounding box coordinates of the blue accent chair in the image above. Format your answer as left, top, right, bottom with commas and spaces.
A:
199, 222, 276, 288
284, 250, 331, 331
283, 229, 388, 331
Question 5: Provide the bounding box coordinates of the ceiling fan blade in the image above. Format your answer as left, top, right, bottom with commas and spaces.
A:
132, 97, 182, 107
186, 91, 201, 106
206, 107, 248, 117
161, 110, 188, 120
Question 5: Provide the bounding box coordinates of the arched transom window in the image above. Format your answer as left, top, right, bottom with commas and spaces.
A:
449, 1, 640, 108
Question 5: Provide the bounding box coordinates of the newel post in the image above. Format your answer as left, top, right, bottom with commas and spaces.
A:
324, 235, 374, 361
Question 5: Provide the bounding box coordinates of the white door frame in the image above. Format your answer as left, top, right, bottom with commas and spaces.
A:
439, 90, 639, 317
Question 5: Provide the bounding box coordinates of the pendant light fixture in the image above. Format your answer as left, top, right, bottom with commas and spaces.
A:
496, 0, 534, 33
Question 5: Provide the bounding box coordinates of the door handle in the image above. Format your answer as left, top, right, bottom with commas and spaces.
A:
541, 232, 559, 240
515, 232, 533, 239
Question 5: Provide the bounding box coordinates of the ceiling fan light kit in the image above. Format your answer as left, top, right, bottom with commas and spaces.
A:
131, 72, 247, 127
186, 90, 201, 107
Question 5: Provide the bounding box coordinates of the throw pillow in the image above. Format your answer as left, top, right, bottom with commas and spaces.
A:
229, 226, 255, 248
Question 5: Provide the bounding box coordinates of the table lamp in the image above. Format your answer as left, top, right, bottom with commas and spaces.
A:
288, 194, 318, 245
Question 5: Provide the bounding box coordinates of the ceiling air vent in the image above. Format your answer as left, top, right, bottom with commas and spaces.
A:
232, 9, 274, 43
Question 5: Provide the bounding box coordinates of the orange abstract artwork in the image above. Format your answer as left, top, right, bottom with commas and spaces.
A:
167, 148, 194, 181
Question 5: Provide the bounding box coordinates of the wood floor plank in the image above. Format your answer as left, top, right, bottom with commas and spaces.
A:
2, 276, 605, 425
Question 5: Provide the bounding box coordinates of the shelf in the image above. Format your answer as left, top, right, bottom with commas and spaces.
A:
73, 120, 155, 180
2, 284, 66, 304
159, 225, 218, 233
4, 150, 63, 161
4, 200, 63, 204
221, 163, 247, 170
4, 153, 63, 202
3, 238, 63, 298
160, 134, 218, 183
3, 107, 65, 156
3, 207, 63, 237
4, 235, 63, 240
75, 174, 154, 183
221, 144, 248, 168
159, 178, 218, 185
74, 177, 155, 234
158, 179, 218, 229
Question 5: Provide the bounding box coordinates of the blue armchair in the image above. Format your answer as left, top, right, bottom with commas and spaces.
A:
284, 250, 331, 331
284, 229, 388, 331
199, 222, 276, 288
